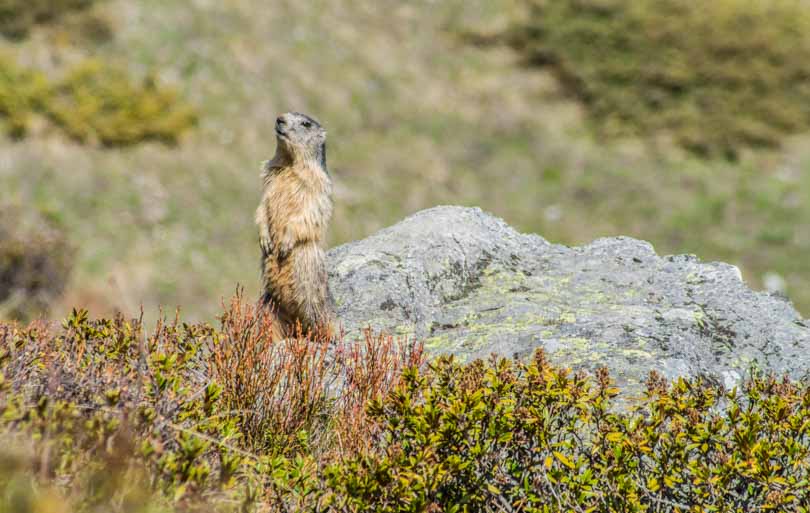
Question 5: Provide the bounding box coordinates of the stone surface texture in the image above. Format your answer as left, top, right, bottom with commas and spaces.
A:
327, 206, 810, 395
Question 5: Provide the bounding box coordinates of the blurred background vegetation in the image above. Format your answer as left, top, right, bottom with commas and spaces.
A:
1, 0, 809, 322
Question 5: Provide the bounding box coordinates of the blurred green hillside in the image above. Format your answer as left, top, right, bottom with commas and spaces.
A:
1, 0, 809, 321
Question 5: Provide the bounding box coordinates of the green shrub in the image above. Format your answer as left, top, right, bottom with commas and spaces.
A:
0, 56, 197, 146
0, 0, 97, 39
0, 54, 48, 138
0, 205, 73, 321
327, 353, 810, 512
46, 60, 198, 146
507, 0, 810, 157
2, 299, 809, 511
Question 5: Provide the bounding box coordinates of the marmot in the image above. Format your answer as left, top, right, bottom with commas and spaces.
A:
255, 112, 333, 335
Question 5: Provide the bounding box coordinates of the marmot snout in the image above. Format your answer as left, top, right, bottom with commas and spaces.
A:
255, 112, 333, 335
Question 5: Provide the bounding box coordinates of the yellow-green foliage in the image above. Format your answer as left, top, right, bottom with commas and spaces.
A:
509, 0, 810, 157
2, 302, 809, 512
328, 355, 810, 512
0, 54, 48, 138
0, 0, 96, 39
46, 60, 197, 146
0, 56, 196, 146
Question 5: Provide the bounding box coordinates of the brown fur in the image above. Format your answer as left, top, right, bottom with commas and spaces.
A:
255, 112, 333, 336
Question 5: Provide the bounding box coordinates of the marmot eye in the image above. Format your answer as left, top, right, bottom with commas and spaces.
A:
302, 121, 312, 128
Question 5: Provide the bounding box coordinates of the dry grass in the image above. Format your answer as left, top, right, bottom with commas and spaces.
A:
209, 292, 425, 455
209, 295, 335, 452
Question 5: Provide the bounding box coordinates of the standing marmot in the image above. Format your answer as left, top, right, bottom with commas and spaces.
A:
255, 112, 333, 335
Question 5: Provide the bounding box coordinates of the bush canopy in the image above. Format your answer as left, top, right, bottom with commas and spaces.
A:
508, 0, 810, 158
2, 299, 809, 511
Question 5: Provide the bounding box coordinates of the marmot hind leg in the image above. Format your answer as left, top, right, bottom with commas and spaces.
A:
291, 244, 333, 336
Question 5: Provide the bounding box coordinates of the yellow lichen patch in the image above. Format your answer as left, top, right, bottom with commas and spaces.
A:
621, 348, 653, 361
559, 311, 576, 324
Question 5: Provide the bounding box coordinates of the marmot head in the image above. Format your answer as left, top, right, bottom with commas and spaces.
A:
274, 112, 327, 168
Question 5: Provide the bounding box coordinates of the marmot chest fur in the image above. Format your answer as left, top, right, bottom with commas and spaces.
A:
255, 112, 333, 334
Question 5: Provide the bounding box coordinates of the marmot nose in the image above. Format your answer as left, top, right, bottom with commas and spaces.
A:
275, 117, 287, 135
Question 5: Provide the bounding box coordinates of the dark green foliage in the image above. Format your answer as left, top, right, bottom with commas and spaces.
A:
0, 0, 97, 39
0, 55, 197, 146
0, 206, 73, 321
508, 0, 810, 157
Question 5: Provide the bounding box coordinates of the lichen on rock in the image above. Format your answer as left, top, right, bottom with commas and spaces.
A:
328, 206, 810, 396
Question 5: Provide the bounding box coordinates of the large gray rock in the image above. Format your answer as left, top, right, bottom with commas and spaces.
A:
327, 206, 810, 395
